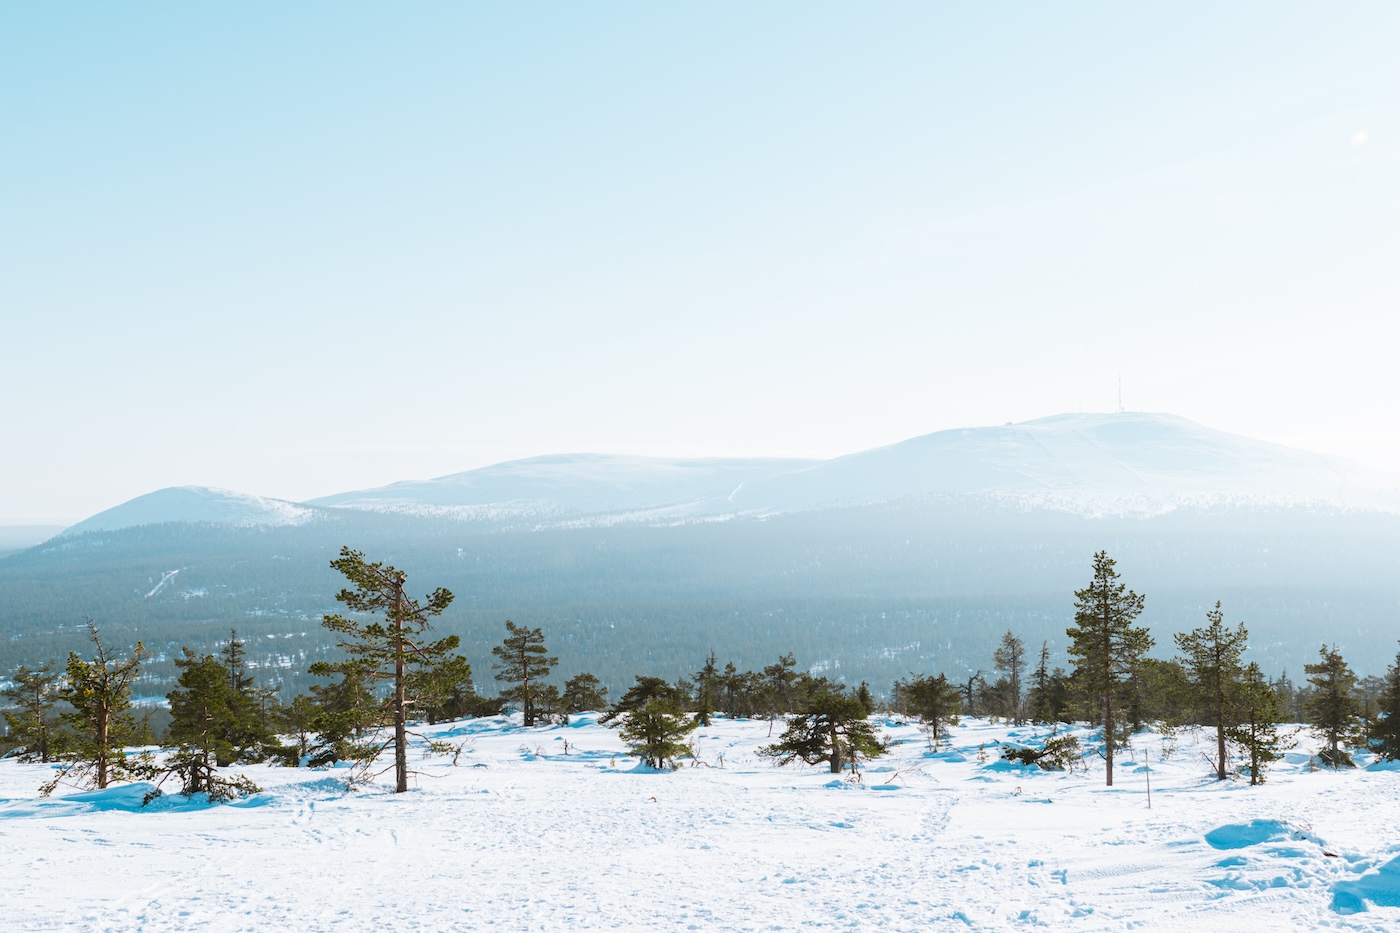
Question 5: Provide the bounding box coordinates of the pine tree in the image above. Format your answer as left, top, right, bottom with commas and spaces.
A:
602, 676, 696, 768
1225, 662, 1292, 785
894, 672, 961, 749
215, 630, 286, 762
42, 620, 154, 796
310, 547, 461, 792
1027, 642, 1053, 724
1304, 643, 1362, 768
1066, 551, 1153, 787
158, 650, 261, 801
492, 621, 558, 727
2, 661, 62, 762
993, 631, 1026, 725
305, 666, 380, 768
563, 672, 608, 714
692, 652, 719, 726
616, 696, 697, 769
1374, 644, 1400, 761
1174, 601, 1248, 780
763, 653, 799, 718
761, 685, 886, 775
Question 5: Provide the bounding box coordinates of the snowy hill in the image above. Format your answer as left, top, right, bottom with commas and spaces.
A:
308, 454, 818, 519
729, 412, 1398, 516
61, 486, 317, 535
310, 413, 1400, 521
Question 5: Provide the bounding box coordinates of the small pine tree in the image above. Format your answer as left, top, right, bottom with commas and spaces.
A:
1225, 662, 1292, 785
692, 652, 719, 726
601, 676, 696, 768
563, 672, 608, 715
761, 686, 886, 775
1174, 602, 1248, 780
492, 621, 558, 727
42, 621, 154, 796
1371, 644, 1400, 762
1304, 644, 1362, 768
616, 696, 697, 769
993, 631, 1026, 725
1027, 641, 1053, 724
2, 661, 62, 762
157, 650, 261, 802
1066, 551, 1153, 787
855, 681, 875, 717
894, 672, 961, 749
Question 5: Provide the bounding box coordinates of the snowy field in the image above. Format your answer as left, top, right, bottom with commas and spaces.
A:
2, 715, 1398, 932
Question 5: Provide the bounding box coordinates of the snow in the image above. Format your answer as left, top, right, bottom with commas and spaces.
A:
310, 413, 1400, 524
59, 487, 317, 536
2, 717, 1397, 930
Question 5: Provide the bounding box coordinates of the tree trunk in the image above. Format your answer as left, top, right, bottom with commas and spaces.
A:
393, 577, 408, 794
96, 702, 110, 789
1214, 673, 1227, 781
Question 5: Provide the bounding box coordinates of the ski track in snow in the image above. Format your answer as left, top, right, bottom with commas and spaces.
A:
1, 717, 1397, 932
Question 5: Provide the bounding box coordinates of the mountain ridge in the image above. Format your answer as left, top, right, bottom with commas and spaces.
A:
50, 413, 1400, 536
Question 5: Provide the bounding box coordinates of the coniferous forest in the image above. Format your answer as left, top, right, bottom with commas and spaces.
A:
6, 545, 1398, 800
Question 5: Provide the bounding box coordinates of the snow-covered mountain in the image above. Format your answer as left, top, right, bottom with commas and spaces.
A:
53, 414, 1400, 536
311, 413, 1400, 521
729, 412, 1399, 516
61, 486, 318, 535
308, 454, 818, 520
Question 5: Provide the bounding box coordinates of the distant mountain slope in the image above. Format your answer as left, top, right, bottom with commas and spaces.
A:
730, 413, 1398, 515
308, 454, 819, 519
54, 413, 1400, 536
61, 486, 318, 535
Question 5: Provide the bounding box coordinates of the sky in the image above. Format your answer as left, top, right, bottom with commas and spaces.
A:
2, 3, 1397, 525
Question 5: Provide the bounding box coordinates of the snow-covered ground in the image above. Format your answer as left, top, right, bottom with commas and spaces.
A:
2, 716, 1397, 931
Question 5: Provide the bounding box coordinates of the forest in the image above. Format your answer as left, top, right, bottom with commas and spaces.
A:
4, 545, 1398, 802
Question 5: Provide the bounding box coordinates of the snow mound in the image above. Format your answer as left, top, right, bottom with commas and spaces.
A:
1334, 856, 1400, 913
1205, 820, 1299, 850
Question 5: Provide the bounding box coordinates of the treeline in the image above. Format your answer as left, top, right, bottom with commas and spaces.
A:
4, 549, 1400, 801
6, 502, 1400, 699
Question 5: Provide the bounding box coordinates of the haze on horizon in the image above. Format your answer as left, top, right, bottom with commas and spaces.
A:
2, 4, 1396, 525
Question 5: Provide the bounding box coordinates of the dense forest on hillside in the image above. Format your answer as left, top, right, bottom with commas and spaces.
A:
1, 500, 1397, 698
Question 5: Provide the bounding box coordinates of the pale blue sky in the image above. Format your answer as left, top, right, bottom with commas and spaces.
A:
2, 3, 1396, 524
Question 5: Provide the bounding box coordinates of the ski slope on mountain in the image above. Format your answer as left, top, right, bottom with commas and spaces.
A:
2, 716, 1397, 931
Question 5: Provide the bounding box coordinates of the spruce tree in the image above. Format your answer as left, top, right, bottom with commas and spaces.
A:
492, 621, 558, 727
2, 661, 62, 762
1174, 601, 1248, 780
42, 620, 154, 796
993, 631, 1026, 725
1066, 551, 1152, 787
1374, 644, 1400, 761
761, 685, 886, 775
1304, 643, 1362, 768
310, 547, 462, 792
1225, 662, 1291, 785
